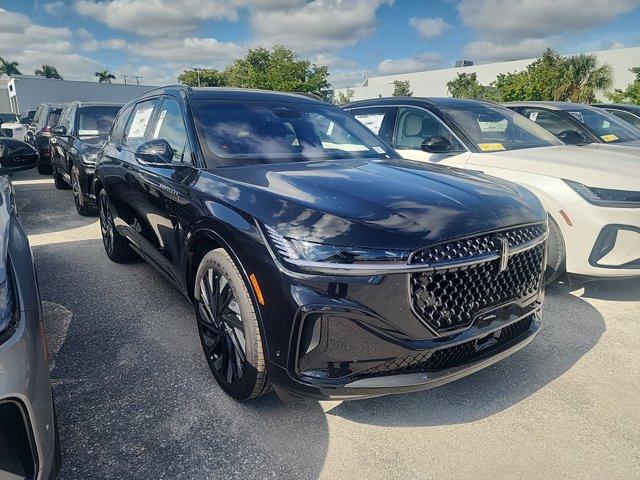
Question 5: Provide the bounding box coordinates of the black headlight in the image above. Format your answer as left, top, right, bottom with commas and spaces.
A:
564, 180, 640, 208
261, 224, 420, 276
0, 257, 18, 345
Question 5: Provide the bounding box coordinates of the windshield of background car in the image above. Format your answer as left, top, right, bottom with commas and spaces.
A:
443, 106, 562, 152
0, 114, 19, 124
45, 108, 62, 128
565, 107, 640, 143
192, 100, 397, 166
77, 106, 121, 140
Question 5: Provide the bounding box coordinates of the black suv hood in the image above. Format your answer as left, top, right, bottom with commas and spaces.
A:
198, 159, 545, 250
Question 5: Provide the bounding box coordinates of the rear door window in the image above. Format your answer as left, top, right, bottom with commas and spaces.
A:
150, 97, 191, 164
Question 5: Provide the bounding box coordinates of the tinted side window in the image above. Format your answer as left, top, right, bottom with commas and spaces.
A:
519, 108, 576, 136
110, 105, 133, 144
606, 109, 640, 129
151, 98, 190, 163
349, 106, 398, 142
46, 108, 62, 129
123, 100, 157, 149
394, 107, 464, 151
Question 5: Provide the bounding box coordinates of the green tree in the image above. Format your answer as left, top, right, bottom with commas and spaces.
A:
34, 65, 62, 79
95, 70, 116, 83
178, 68, 227, 87
334, 88, 354, 105
446, 72, 493, 99
222, 45, 331, 99
556, 53, 613, 103
0, 57, 21, 76
606, 66, 640, 104
392, 80, 412, 97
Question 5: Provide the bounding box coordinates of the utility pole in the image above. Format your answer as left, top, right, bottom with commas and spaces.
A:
122, 74, 128, 85
132, 76, 141, 85
194, 68, 201, 87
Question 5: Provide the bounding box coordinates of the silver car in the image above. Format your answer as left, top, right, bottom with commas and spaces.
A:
0, 138, 59, 480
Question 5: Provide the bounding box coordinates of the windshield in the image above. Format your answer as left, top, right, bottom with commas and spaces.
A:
77, 105, 121, 139
444, 105, 562, 152
0, 114, 19, 124
46, 108, 63, 128
192, 100, 397, 166
564, 107, 640, 143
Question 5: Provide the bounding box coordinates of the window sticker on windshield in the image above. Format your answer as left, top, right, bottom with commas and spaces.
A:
568, 111, 584, 123
601, 133, 619, 142
373, 146, 385, 154
354, 113, 384, 134
478, 143, 506, 152
528, 112, 539, 122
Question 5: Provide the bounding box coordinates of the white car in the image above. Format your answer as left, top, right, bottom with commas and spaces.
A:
0, 112, 27, 141
343, 98, 640, 281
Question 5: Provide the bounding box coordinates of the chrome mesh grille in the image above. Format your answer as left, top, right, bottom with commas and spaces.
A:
410, 223, 546, 333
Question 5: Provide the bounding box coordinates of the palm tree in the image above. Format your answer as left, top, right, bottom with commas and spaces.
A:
34, 65, 63, 79
0, 57, 21, 76
95, 70, 116, 83
556, 54, 613, 103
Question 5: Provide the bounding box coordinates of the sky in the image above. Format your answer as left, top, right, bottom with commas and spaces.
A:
1, 0, 640, 88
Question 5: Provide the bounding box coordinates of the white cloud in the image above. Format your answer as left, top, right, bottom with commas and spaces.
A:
43, 1, 65, 15
377, 52, 443, 74
129, 37, 244, 65
75, 0, 240, 37
600, 39, 626, 50
408, 17, 450, 40
313, 53, 357, 69
329, 68, 370, 88
250, 0, 392, 53
0, 8, 105, 80
462, 38, 553, 62
458, 0, 640, 41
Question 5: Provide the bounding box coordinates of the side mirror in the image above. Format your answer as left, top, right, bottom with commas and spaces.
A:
135, 139, 173, 165
421, 135, 453, 154
0, 139, 39, 174
51, 125, 67, 136
557, 129, 588, 145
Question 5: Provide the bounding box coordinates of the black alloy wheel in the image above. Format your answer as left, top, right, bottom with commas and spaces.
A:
98, 189, 130, 262
198, 268, 247, 385
71, 165, 92, 216
195, 249, 269, 400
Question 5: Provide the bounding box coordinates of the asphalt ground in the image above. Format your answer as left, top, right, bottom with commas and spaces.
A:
12, 168, 640, 480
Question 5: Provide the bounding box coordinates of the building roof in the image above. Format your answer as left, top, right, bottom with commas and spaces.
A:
344, 96, 496, 110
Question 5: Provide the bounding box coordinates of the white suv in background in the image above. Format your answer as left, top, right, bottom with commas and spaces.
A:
0, 112, 27, 141
343, 98, 640, 282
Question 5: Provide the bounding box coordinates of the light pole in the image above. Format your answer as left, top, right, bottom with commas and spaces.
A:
194, 68, 201, 87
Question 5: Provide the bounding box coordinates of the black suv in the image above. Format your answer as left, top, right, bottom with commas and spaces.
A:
50, 101, 123, 215
28, 103, 65, 174
94, 86, 548, 401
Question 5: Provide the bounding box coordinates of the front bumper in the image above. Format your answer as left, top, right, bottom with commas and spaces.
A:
0, 310, 56, 480
559, 201, 640, 278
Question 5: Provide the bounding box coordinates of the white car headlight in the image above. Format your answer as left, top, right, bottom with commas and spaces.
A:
564, 180, 640, 208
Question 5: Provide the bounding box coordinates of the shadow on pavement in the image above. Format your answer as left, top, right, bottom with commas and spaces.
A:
326, 286, 605, 427
572, 278, 640, 302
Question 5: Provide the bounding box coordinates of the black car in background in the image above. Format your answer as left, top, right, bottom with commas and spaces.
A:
28, 103, 65, 174
50, 101, 123, 215
0, 138, 60, 480
94, 86, 547, 401
593, 103, 640, 129
20, 110, 36, 126
504, 101, 640, 146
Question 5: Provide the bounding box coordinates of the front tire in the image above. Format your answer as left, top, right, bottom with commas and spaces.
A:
194, 249, 269, 401
71, 165, 93, 216
52, 165, 70, 190
545, 217, 565, 284
98, 189, 130, 262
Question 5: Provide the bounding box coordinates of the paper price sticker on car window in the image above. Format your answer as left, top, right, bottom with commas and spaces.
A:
354, 113, 384, 134
601, 133, 619, 142
128, 106, 154, 139
478, 143, 506, 152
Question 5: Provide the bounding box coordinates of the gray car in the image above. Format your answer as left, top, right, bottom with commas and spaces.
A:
0, 138, 59, 480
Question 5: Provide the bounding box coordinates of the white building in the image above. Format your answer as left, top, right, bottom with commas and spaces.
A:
2, 75, 157, 114
338, 46, 640, 101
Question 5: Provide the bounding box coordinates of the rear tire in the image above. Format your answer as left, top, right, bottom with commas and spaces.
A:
194, 249, 270, 401
98, 189, 130, 263
545, 217, 565, 284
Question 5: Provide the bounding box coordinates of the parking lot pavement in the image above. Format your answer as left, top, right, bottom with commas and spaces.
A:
12, 167, 640, 480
